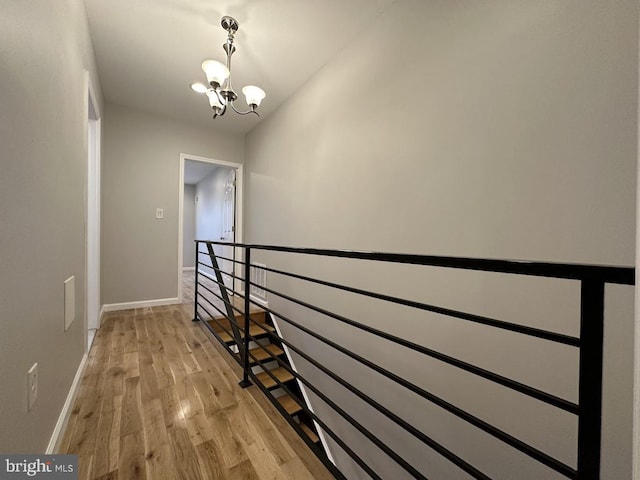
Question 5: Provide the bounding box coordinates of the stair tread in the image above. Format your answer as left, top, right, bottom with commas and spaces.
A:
210, 296, 266, 318
299, 423, 320, 444
249, 344, 284, 364
255, 367, 295, 389
212, 324, 275, 344
277, 394, 303, 416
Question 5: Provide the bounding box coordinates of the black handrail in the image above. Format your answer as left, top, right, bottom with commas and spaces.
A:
195, 241, 634, 284
193, 240, 634, 480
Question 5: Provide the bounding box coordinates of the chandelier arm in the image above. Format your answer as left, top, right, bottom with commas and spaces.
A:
230, 102, 259, 116
213, 103, 227, 119
214, 89, 225, 105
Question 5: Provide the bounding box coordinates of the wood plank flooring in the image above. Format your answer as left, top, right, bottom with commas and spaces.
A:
58, 299, 334, 480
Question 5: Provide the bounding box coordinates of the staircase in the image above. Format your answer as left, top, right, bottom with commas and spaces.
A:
206, 295, 322, 448
194, 240, 637, 480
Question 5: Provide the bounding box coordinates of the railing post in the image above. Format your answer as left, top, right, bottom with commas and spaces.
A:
577, 278, 605, 480
239, 246, 252, 388
192, 241, 200, 322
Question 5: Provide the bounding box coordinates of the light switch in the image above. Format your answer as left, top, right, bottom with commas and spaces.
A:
156, 208, 164, 219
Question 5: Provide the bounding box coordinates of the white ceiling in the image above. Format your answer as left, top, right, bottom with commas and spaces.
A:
84, 0, 396, 134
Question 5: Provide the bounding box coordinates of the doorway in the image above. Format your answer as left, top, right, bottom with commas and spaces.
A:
86, 72, 101, 350
178, 154, 243, 303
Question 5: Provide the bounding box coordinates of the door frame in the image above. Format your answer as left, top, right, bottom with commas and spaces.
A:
178, 153, 243, 303
85, 71, 101, 352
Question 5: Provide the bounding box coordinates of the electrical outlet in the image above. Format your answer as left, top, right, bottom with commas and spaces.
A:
155, 208, 164, 219
27, 363, 38, 411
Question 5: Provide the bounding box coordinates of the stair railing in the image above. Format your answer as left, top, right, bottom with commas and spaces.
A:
192, 240, 634, 480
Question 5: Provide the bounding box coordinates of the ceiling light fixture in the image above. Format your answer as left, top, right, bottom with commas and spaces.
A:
191, 16, 266, 119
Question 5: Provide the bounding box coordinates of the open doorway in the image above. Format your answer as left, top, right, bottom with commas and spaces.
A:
178, 154, 243, 304
86, 72, 101, 351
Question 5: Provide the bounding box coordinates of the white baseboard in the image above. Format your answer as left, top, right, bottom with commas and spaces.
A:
249, 294, 268, 307
102, 297, 180, 312
182, 266, 195, 272
99, 304, 105, 326
46, 352, 88, 453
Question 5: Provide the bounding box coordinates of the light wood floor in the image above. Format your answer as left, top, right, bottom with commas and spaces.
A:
59, 300, 334, 480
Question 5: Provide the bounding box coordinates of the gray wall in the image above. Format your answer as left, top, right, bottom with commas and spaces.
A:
183, 184, 196, 268
0, 0, 102, 452
101, 102, 243, 304
244, 1, 637, 479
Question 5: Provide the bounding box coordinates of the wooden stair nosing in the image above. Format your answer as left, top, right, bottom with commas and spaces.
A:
248, 344, 285, 365
299, 422, 320, 444
211, 323, 275, 344
211, 309, 266, 325
255, 366, 295, 390
277, 394, 304, 416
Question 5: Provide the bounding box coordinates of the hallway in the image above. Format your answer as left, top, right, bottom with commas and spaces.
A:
58, 302, 332, 480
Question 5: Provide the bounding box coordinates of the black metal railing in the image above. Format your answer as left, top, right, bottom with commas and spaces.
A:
192, 240, 634, 480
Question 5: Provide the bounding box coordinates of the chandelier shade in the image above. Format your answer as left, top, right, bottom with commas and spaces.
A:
242, 86, 266, 107
201, 60, 229, 87
191, 16, 266, 119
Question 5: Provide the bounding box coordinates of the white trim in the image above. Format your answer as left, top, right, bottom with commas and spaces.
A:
633, 10, 640, 475
183, 266, 196, 272
84, 70, 101, 355
46, 353, 88, 453
102, 297, 180, 312
270, 314, 336, 465
634, 12, 640, 477
178, 154, 244, 304
249, 294, 269, 307
99, 304, 105, 320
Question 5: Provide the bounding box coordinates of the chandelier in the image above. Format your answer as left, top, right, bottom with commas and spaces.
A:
191, 16, 266, 119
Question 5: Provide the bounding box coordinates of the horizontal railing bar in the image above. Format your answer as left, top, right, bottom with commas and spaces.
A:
244, 298, 578, 479
245, 386, 348, 480
199, 262, 246, 283
196, 302, 241, 358
256, 282, 578, 413
196, 241, 634, 284
196, 281, 246, 318
196, 308, 381, 480
201, 252, 244, 265
198, 296, 229, 322
197, 249, 247, 265
196, 261, 245, 280
254, 264, 580, 347
196, 297, 242, 339
245, 327, 491, 480
245, 364, 380, 480
245, 339, 435, 480
197, 285, 244, 319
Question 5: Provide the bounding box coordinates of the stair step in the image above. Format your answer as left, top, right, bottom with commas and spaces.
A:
299, 423, 320, 444
212, 323, 275, 344
255, 367, 295, 390
249, 344, 284, 365
277, 394, 303, 416
210, 310, 267, 331
206, 296, 267, 330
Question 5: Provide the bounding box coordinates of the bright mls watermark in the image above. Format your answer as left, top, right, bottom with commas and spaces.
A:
0, 455, 77, 479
